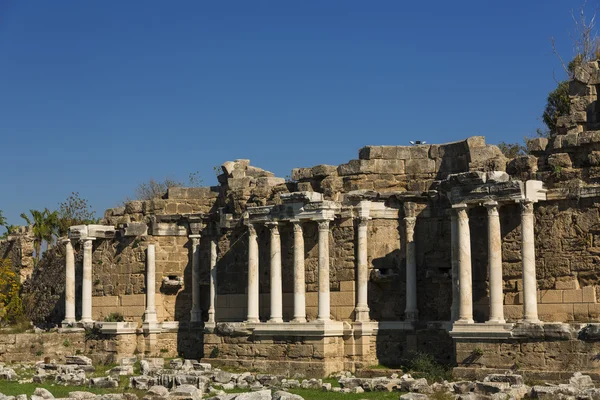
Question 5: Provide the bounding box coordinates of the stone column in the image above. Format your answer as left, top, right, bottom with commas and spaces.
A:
292, 221, 307, 323
355, 217, 370, 322
485, 201, 505, 324
81, 238, 94, 323
208, 237, 217, 324
267, 222, 283, 323
454, 204, 474, 323
521, 201, 540, 323
63, 239, 76, 325
404, 216, 418, 321
144, 244, 157, 323
190, 235, 202, 323
317, 219, 331, 322
450, 212, 460, 322
246, 224, 260, 323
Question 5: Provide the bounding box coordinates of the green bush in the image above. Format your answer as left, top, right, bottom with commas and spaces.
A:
405, 352, 452, 383
103, 313, 124, 322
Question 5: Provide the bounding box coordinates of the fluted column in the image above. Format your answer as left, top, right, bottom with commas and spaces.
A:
63, 239, 76, 325
454, 204, 474, 323
317, 219, 331, 322
267, 222, 283, 323
292, 221, 307, 323
246, 224, 260, 323
190, 235, 202, 323
144, 244, 157, 323
404, 216, 418, 321
355, 217, 370, 321
485, 201, 505, 323
208, 237, 217, 324
450, 212, 460, 322
81, 238, 94, 323
521, 200, 540, 323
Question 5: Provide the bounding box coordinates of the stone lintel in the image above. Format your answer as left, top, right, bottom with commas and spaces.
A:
100, 322, 137, 335
449, 322, 514, 339
250, 321, 346, 337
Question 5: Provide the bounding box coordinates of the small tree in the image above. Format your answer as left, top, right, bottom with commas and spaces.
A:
497, 141, 527, 159
57, 192, 98, 237
0, 259, 23, 325
132, 177, 183, 201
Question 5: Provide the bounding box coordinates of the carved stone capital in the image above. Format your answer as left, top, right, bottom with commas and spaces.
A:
484, 200, 499, 216
248, 224, 258, 236
266, 222, 279, 235
317, 220, 330, 232
521, 200, 534, 215
292, 221, 303, 233
358, 217, 369, 228
452, 203, 469, 220
82, 239, 93, 250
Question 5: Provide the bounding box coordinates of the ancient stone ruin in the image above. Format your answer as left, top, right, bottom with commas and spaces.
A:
46, 60, 600, 379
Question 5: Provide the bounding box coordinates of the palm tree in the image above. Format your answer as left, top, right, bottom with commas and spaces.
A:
20, 209, 58, 262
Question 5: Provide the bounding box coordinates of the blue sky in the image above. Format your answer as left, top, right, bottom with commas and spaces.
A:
0, 1, 588, 228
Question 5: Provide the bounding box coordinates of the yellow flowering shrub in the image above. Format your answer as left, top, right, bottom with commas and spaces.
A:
0, 259, 23, 324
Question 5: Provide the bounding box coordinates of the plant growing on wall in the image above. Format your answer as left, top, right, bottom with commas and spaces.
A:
57, 192, 99, 237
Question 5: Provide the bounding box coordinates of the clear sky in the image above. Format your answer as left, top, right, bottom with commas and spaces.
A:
0, 0, 589, 229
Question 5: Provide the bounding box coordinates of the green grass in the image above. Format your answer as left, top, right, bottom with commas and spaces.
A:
0, 381, 145, 398
287, 389, 401, 399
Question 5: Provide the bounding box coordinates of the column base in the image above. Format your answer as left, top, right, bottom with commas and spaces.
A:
190, 310, 203, 323
456, 318, 474, 324
61, 319, 77, 328
245, 317, 260, 323
404, 310, 419, 321
485, 318, 507, 324
355, 306, 370, 322
208, 309, 215, 324
268, 318, 283, 323
292, 317, 307, 323
521, 318, 541, 324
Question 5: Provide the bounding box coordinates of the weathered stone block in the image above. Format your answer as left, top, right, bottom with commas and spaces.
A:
548, 153, 573, 169
527, 137, 549, 153
404, 159, 436, 175
539, 290, 563, 304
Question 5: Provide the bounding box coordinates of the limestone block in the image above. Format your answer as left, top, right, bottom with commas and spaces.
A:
256, 177, 286, 187
574, 303, 589, 321
311, 164, 338, 177
466, 136, 486, 148
563, 289, 583, 303
548, 153, 573, 169
94, 296, 119, 307
555, 279, 580, 290
404, 159, 436, 175
120, 294, 146, 307
291, 168, 313, 181
228, 177, 255, 190
583, 286, 596, 302
507, 155, 537, 174
244, 166, 273, 178
539, 290, 562, 304
125, 201, 144, 214
538, 303, 574, 321
396, 146, 429, 160
589, 151, 600, 166
486, 171, 509, 182
526, 137, 549, 153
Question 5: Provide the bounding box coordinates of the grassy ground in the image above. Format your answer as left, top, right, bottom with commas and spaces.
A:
0, 381, 145, 397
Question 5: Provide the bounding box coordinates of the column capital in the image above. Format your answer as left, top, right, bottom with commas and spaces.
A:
520, 200, 534, 215
189, 234, 201, 245
484, 200, 500, 215
247, 224, 258, 236
357, 216, 370, 227
82, 238, 94, 249
405, 216, 416, 241
291, 220, 303, 232
403, 201, 417, 218
317, 219, 330, 231
266, 221, 280, 234
451, 203, 469, 211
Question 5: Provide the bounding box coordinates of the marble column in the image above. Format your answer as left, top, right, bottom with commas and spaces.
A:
190, 235, 202, 323
454, 204, 474, 323
208, 237, 217, 324
521, 201, 540, 323
246, 224, 260, 323
450, 212, 460, 322
404, 216, 418, 321
485, 201, 505, 323
317, 219, 331, 322
268, 222, 283, 323
355, 217, 370, 322
63, 239, 76, 324
144, 244, 157, 323
81, 238, 94, 323
292, 221, 307, 323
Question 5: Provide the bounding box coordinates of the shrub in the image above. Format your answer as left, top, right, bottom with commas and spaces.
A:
103, 313, 125, 322
0, 259, 24, 325
405, 352, 452, 383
